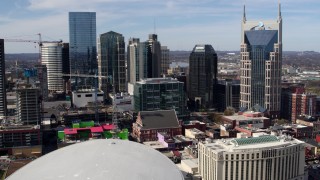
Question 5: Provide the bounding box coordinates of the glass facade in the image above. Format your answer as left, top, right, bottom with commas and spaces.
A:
69, 12, 97, 87
188, 44, 217, 108
244, 30, 278, 107
134, 78, 185, 118
98, 31, 125, 93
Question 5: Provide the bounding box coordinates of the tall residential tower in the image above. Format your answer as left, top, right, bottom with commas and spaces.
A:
41, 42, 64, 92
240, 4, 282, 118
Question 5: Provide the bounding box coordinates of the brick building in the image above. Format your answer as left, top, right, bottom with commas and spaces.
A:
132, 110, 182, 142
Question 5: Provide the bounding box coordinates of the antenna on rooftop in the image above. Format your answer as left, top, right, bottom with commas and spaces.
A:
153, 17, 156, 34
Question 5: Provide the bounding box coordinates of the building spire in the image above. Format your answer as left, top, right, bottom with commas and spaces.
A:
278, 0, 282, 19
243, 4, 246, 22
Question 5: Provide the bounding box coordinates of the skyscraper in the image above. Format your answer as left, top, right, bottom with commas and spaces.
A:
41, 42, 64, 92
161, 46, 170, 76
127, 38, 141, 85
69, 12, 97, 88
127, 35, 162, 94
188, 44, 217, 108
147, 34, 161, 78
0, 39, 6, 117
98, 31, 125, 93
240, 4, 282, 119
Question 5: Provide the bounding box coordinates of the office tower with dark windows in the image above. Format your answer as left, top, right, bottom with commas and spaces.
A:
0, 39, 6, 117
69, 12, 97, 88
41, 42, 64, 93
62, 43, 70, 93
188, 44, 218, 108
161, 46, 170, 76
214, 79, 240, 112
240, 4, 282, 118
98, 31, 125, 94
147, 34, 162, 78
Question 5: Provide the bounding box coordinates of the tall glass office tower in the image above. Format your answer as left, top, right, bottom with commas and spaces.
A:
98, 31, 126, 93
240, 4, 282, 118
69, 12, 97, 88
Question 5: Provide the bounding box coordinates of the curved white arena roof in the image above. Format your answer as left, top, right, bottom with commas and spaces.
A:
8, 139, 184, 180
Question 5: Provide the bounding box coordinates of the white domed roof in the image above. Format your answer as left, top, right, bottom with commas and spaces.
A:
8, 139, 184, 180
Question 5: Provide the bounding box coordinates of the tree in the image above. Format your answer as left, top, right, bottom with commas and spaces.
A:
224, 107, 235, 116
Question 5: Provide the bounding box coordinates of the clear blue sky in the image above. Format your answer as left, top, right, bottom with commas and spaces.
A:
0, 0, 319, 53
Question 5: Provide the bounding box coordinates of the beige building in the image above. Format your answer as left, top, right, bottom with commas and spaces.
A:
240, 4, 282, 119
198, 135, 305, 180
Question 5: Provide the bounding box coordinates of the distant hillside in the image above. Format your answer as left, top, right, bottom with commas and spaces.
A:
5, 53, 39, 61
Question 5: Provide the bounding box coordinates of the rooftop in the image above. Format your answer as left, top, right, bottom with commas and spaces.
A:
138, 110, 180, 130
201, 135, 304, 152
230, 135, 279, 146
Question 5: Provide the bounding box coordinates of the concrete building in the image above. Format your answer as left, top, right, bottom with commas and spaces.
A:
16, 87, 41, 125
127, 38, 141, 85
133, 78, 186, 118
198, 135, 305, 180
147, 34, 162, 78
41, 42, 64, 92
161, 46, 170, 76
72, 88, 104, 108
132, 110, 182, 142
188, 44, 217, 108
109, 93, 133, 112
240, 5, 282, 119
8, 139, 184, 180
69, 12, 97, 88
35, 64, 48, 101
98, 31, 126, 93
0, 39, 7, 118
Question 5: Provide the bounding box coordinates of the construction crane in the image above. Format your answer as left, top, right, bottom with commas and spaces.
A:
4, 33, 62, 62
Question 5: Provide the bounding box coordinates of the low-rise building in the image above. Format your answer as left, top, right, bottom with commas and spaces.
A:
221, 111, 269, 129
0, 125, 42, 156
132, 110, 182, 142
72, 88, 104, 108
185, 128, 206, 140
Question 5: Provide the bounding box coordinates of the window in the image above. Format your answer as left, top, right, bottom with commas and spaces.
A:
85, 94, 93, 97
77, 95, 81, 98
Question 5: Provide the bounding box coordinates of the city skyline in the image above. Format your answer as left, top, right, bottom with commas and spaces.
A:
0, 0, 319, 53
